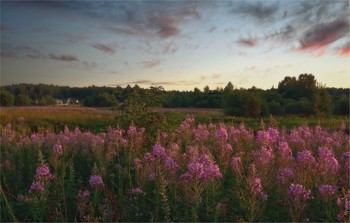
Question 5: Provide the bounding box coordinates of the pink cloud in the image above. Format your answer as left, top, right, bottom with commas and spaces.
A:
299, 19, 349, 53
337, 43, 350, 57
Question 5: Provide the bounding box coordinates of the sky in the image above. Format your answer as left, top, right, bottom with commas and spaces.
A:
1, 0, 349, 91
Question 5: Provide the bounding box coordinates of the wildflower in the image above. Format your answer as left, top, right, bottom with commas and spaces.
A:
278, 141, 292, 157
143, 152, 155, 162
89, 175, 104, 188
127, 125, 137, 136
250, 177, 268, 200
148, 172, 157, 181
342, 151, 350, 170
318, 184, 336, 198
29, 181, 44, 193
215, 127, 228, 142
53, 144, 63, 156
35, 164, 54, 182
277, 168, 293, 185
77, 189, 90, 200
231, 156, 241, 173
161, 132, 168, 139
296, 150, 316, 166
182, 154, 222, 182
287, 183, 312, 201
318, 147, 340, 176
131, 187, 145, 195
164, 157, 180, 171
152, 144, 167, 159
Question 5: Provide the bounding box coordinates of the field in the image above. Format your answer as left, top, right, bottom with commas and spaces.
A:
0, 106, 349, 222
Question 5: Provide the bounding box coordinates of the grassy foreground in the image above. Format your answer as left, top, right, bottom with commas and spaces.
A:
0, 106, 348, 134
0, 116, 349, 222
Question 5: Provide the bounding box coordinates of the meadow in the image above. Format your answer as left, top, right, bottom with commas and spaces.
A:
0, 107, 349, 222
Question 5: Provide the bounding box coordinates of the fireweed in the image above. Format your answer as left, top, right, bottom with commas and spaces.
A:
0, 119, 349, 222
287, 183, 313, 222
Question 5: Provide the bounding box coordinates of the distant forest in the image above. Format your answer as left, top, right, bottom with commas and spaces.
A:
1, 74, 349, 117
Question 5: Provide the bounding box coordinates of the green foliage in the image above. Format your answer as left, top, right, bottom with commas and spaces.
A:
242, 93, 261, 118
222, 90, 244, 116
15, 94, 31, 106
313, 85, 332, 117
333, 95, 349, 115
0, 90, 15, 106
267, 101, 283, 115
39, 95, 56, 106
0, 75, 348, 117
223, 90, 261, 118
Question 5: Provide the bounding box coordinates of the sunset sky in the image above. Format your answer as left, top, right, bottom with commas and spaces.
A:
1, 0, 349, 90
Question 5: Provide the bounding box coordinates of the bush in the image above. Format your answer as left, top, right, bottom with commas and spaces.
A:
0, 90, 15, 106
15, 94, 31, 106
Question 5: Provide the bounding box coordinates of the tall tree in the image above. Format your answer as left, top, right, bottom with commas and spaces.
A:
313, 85, 332, 117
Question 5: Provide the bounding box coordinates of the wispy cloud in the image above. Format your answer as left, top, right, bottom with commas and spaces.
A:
237, 37, 258, 47
298, 19, 349, 54
233, 1, 279, 22
64, 34, 89, 43
336, 42, 350, 57
139, 59, 161, 68
117, 80, 200, 87
1, 50, 17, 58
49, 54, 78, 62
82, 61, 98, 68
91, 43, 117, 54
200, 73, 221, 81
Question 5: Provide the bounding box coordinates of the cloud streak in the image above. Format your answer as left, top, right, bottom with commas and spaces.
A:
91, 43, 117, 54
237, 37, 258, 47
49, 54, 78, 62
139, 59, 161, 68
299, 19, 349, 53
233, 1, 279, 22
200, 73, 221, 81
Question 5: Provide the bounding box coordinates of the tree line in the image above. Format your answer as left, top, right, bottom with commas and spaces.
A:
0, 74, 349, 117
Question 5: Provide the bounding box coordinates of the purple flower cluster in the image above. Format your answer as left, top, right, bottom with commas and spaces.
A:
148, 172, 157, 181
192, 124, 210, 141
317, 147, 340, 176
342, 151, 350, 170
318, 184, 336, 198
28, 164, 54, 194
164, 157, 180, 171
77, 189, 90, 200
181, 154, 222, 182
231, 156, 242, 173
250, 177, 268, 200
35, 164, 54, 182
152, 144, 167, 159
251, 147, 274, 168
287, 183, 312, 201
215, 127, 228, 143
277, 168, 294, 185
278, 141, 292, 157
53, 144, 63, 156
256, 128, 279, 146
131, 187, 145, 195
296, 150, 316, 166
29, 181, 44, 193
89, 175, 104, 188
